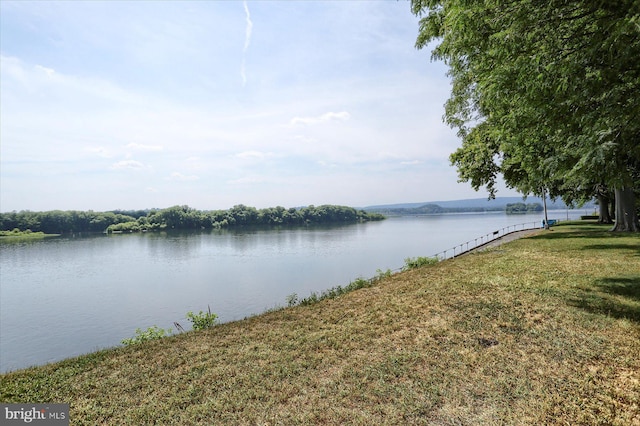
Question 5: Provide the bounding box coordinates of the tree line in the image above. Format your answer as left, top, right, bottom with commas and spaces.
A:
0, 205, 385, 235
411, 0, 639, 231
367, 203, 503, 216
505, 203, 543, 215
367, 202, 544, 216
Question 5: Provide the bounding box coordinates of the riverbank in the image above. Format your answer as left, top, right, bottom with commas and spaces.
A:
0, 230, 59, 240
1, 223, 638, 424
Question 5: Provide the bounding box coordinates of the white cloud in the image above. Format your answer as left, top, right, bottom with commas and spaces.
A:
85, 146, 113, 158
227, 176, 267, 185
111, 160, 146, 170
289, 111, 351, 126
1, 56, 28, 86
34, 64, 55, 77
126, 143, 164, 152
317, 161, 338, 168
167, 172, 199, 181
235, 150, 273, 159
182, 156, 206, 171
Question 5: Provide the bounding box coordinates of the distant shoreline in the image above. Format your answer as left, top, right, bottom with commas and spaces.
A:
365, 207, 589, 216
0, 204, 385, 236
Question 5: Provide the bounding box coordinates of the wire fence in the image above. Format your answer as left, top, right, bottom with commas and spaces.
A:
335, 219, 557, 292
431, 220, 544, 261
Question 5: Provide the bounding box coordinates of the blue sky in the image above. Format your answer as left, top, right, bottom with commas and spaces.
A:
0, 1, 519, 212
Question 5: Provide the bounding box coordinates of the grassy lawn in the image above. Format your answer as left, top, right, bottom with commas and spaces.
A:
1, 223, 639, 425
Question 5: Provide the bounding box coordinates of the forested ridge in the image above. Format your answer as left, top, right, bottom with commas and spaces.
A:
366, 201, 543, 215
0, 205, 385, 235
366, 203, 502, 216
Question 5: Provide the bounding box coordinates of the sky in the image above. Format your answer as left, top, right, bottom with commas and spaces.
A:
0, 1, 520, 212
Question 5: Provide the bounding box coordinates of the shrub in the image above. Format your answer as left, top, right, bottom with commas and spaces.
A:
375, 268, 393, 280
286, 293, 299, 307
344, 277, 372, 292
186, 306, 218, 330
293, 277, 375, 307
403, 256, 438, 271
121, 326, 173, 346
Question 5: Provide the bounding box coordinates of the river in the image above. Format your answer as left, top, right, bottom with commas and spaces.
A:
0, 210, 587, 372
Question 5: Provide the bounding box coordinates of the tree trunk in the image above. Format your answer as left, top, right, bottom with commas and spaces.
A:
610, 187, 640, 232
596, 194, 613, 224
542, 192, 549, 229
609, 194, 616, 222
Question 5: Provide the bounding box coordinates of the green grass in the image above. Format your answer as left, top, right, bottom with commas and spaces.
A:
2, 223, 639, 425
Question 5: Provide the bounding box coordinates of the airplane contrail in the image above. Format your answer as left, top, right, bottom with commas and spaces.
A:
241, 0, 253, 86
243, 1, 253, 52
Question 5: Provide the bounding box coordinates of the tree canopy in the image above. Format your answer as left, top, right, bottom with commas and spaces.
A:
411, 0, 640, 231
0, 205, 385, 235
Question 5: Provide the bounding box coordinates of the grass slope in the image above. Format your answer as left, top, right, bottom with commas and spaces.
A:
1, 223, 639, 425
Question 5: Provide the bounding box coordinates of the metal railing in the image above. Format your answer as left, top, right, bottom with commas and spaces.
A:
431, 221, 542, 261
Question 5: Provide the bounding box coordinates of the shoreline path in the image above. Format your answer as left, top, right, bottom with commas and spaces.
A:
464, 228, 543, 255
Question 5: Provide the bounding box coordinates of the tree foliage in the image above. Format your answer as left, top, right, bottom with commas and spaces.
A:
0, 210, 137, 234
412, 0, 640, 231
505, 203, 543, 214
0, 205, 385, 234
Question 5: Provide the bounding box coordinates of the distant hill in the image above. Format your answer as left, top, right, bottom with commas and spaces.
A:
362, 197, 595, 215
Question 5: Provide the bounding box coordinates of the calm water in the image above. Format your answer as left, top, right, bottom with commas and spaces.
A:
0, 211, 585, 372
